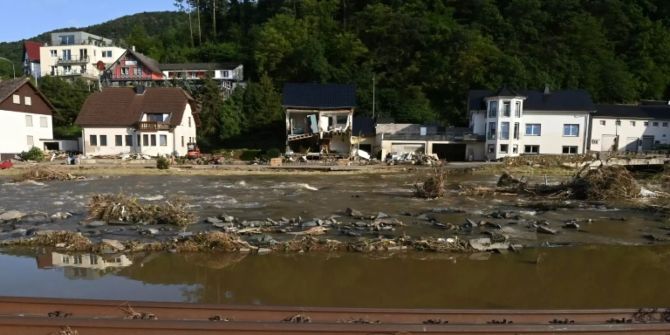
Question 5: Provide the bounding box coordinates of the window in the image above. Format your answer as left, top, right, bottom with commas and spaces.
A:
121, 67, 129, 76
524, 145, 540, 154
514, 102, 521, 117
150, 134, 156, 146
50, 50, 57, 57
134, 67, 142, 76
90, 255, 98, 265
73, 255, 83, 265
62, 49, 71, 60
12, 94, 20, 104
663, 122, 668, 127
181, 136, 185, 147
562, 146, 578, 154
159, 135, 167, 146
25, 115, 32, 127
563, 124, 579, 137
502, 101, 511, 117
653, 122, 659, 127
99, 135, 107, 146
525, 123, 541, 136
487, 144, 495, 153
500, 144, 508, 153
39, 116, 47, 128
59, 34, 75, 45
147, 114, 164, 122
644, 121, 649, 126
222, 70, 230, 78
600, 120, 606, 126
142, 134, 149, 146
26, 135, 33, 146
616, 120, 621, 126
62, 255, 70, 264
488, 122, 496, 140
630, 121, 636, 126
115, 135, 123, 146
512, 144, 518, 153
500, 122, 510, 140
125, 135, 132, 147
90, 135, 97, 146
102, 50, 113, 57
137, 134, 141, 146
25, 96, 32, 105
488, 101, 497, 117
336, 115, 348, 124
591, 139, 599, 144
188, 117, 192, 127
513, 122, 519, 139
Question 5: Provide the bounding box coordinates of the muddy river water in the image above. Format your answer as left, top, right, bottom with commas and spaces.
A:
0, 171, 669, 308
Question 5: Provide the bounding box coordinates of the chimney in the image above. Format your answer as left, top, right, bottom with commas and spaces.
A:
544, 84, 550, 94
131, 45, 136, 52
134, 85, 146, 95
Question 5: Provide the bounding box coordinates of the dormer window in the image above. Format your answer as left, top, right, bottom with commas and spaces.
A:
488, 101, 497, 117
502, 101, 511, 117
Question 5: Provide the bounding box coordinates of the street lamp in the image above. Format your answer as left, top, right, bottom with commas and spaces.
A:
0, 57, 16, 79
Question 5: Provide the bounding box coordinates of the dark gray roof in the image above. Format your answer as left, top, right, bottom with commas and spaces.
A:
282, 83, 356, 109
352, 116, 375, 136
595, 104, 670, 119
160, 63, 241, 71
488, 86, 521, 98
469, 89, 595, 111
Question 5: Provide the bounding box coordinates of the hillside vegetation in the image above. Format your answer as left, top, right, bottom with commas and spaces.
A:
2, 0, 670, 148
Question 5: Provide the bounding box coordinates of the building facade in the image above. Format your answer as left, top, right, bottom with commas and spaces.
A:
0, 78, 55, 158
39, 31, 125, 81
23, 41, 43, 79
75, 86, 199, 157
469, 88, 594, 160
101, 48, 164, 87
590, 102, 670, 152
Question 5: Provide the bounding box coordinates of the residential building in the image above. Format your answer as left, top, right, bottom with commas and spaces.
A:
160, 62, 244, 94
376, 123, 484, 161
75, 86, 199, 157
23, 41, 43, 78
0, 77, 55, 159
39, 31, 125, 81
351, 116, 376, 156
37, 252, 132, 280
590, 101, 670, 152
283, 83, 355, 157
469, 87, 594, 160
101, 48, 164, 87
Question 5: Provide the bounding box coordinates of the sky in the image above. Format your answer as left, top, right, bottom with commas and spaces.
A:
0, 0, 176, 42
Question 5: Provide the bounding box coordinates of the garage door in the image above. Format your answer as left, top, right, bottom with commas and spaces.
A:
600, 134, 617, 152
390, 143, 425, 154
642, 136, 655, 151
432, 143, 466, 161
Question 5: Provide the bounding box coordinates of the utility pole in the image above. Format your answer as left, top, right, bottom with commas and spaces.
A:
372, 74, 376, 119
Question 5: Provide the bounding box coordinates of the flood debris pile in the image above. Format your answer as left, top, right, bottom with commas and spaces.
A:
175, 232, 253, 252
502, 154, 591, 168
571, 165, 640, 200
414, 169, 447, 198
14, 166, 81, 182
5, 231, 93, 250
87, 193, 195, 227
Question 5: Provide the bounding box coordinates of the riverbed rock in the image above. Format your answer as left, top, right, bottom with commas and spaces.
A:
50, 212, 72, 220
206, 217, 223, 225
218, 215, 235, 223
469, 237, 510, 252
376, 212, 389, 219
85, 220, 106, 227
140, 228, 160, 235
537, 226, 558, 235
563, 221, 580, 229
20, 212, 50, 224
345, 208, 364, 218
302, 221, 317, 227
0, 210, 25, 222
9, 228, 27, 238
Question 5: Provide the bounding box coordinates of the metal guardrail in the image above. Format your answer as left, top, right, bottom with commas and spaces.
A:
137, 121, 170, 132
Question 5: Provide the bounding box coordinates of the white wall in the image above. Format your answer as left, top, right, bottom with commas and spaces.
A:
81, 127, 138, 156
0, 109, 53, 154
171, 104, 198, 156
470, 111, 486, 135
40, 45, 124, 78
590, 117, 670, 152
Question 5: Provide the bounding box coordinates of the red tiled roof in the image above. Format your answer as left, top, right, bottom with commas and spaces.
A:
24, 41, 43, 62
75, 87, 197, 127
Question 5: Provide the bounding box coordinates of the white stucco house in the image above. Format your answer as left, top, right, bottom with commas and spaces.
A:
0, 77, 55, 159
468, 87, 595, 160
75, 86, 199, 157
590, 102, 670, 152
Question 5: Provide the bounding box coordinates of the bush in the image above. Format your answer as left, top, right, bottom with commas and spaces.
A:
265, 148, 282, 158
414, 168, 447, 198
239, 149, 261, 161
19, 147, 45, 162
156, 156, 170, 169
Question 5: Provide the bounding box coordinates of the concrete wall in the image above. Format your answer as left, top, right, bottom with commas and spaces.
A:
0, 109, 53, 155
590, 117, 670, 152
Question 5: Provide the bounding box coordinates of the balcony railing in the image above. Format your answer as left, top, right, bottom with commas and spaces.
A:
137, 121, 171, 132
56, 56, 89, 65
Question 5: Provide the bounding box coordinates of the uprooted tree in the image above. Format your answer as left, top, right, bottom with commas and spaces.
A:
414, 168, 447, 198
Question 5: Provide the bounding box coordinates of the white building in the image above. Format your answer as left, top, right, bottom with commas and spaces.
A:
75, 86, 199, 157
469, 87, 594, 160
40, 31, 125, 81
590, 102, 670, 152
0, 77, 55, 159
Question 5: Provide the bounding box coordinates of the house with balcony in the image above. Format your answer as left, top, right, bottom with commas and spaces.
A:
39, 31, 125, 81
160, 62, 244, 94
101, 48, 164, 87
590, 101, 670, 152
0, 77, 56, 159
283, 83, 355, 157
23, 41, 44, 78
75, 86, 199, 157
468, 87, 594, 160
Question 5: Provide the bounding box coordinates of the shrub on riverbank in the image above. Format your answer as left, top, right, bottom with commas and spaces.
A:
414, 168, 447, 198
19, 147, 45, 162
156, 156, 170, 169
87, 193, 195, 227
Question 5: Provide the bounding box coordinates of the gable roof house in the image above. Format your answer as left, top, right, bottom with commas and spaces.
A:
23, 41, 44, 78
0, 77, 56, 159
590, 101, 670, 152
75, 86, 199, 157
282, 83, 356, 157
468, 87, 595, 160
101, 48, 164, 87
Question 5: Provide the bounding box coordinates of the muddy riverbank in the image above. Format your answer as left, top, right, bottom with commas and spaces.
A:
0, 169, 668, 254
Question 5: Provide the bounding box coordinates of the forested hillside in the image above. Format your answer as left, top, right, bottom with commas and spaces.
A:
3, 0, 670, 140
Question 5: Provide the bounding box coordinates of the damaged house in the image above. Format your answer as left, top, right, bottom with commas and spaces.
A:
283, 83, 356, 157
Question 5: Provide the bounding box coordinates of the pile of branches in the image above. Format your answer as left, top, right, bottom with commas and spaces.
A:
414, 168, 447, 198
176, 232, 253, 252
15, 166, 80, 182
87, 193, 195, 227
